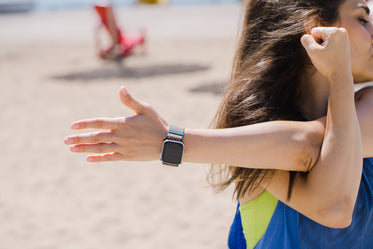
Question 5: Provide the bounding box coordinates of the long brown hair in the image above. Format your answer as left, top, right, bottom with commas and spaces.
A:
209, 0, 346, 200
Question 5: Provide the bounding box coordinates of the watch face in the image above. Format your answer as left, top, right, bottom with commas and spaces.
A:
161, 140, 184, 165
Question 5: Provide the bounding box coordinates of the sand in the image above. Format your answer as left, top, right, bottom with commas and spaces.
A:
0, 4, 243, 249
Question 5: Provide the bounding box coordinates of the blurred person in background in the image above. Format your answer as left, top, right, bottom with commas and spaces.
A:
138, 0, 169, 5
94, 0, 146, 60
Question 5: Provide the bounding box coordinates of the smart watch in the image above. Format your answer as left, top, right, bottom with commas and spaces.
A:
161, 125, 185, 167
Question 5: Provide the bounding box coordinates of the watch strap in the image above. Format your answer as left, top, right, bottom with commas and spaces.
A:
166, 125, 185, 142
162, 161, 180, 167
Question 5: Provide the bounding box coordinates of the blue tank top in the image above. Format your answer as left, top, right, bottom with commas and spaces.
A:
228, 158, 373, 249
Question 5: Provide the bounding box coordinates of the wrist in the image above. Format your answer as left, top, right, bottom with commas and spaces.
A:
160, 125, 185, 167
328, 73, 355, 98
327, 72, 353, 88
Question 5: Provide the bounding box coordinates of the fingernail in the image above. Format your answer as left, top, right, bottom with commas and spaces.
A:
64, 137, 73, 144
121, 87, 129, 96
71, 123, 80, 129
71, 146, 79, 152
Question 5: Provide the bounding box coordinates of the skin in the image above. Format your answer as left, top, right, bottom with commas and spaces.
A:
259, 0, 372, 228
348, 1, 373, 83
66, 89, 324, 171
267, 26, 361, 228
65, 0, 373, 228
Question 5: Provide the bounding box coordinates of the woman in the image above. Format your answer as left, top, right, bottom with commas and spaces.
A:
221, 0, 373, 248
65, 0, 373, 248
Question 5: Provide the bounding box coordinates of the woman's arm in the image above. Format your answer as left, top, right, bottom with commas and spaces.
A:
265, 27, 363, 229
183, 120, 324, 171
65, 86, 324, 172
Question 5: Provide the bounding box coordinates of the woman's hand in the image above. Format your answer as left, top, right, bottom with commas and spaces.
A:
301, 27, 352, 83
64, 86, 169, 162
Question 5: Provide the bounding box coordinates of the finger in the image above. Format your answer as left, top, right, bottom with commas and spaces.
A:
64, 131, 113, 145
87, 152, 123, 162
119, 86, 146, 114
70, 143, 117, 154
310, 27, 327, 44
71, 117, 124, 130
311, 27, 347, 45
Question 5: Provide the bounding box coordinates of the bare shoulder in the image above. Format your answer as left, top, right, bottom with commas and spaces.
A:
355, 85, 373, 104
355, 84, 373, 157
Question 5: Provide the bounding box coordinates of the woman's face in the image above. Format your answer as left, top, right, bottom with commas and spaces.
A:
339, 0, 373, 83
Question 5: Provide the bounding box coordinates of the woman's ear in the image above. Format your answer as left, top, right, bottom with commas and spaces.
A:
303, 17, 321, 35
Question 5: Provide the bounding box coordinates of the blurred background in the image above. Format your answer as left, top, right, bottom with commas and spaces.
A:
0, 0, 243, 248
10, 0, 240, 11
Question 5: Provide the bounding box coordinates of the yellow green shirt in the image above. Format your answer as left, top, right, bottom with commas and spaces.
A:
239, 191, 278, 249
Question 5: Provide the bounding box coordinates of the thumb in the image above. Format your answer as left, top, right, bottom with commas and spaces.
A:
119, 86, 144, 114
300, 34, 321, 54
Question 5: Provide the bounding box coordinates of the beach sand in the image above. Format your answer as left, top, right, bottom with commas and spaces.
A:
0, 4, 242, 249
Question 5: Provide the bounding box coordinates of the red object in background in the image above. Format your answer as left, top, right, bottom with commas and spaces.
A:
94, 4, 145, 60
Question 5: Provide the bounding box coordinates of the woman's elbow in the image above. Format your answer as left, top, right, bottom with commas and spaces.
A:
319, 211, 353, 229
317, 198, 355, 228
300, 143, 320, 172
295, 135, 322, 172
298, 120, 325, 172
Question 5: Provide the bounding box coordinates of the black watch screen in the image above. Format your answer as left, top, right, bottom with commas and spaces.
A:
161, 139, 184, 165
